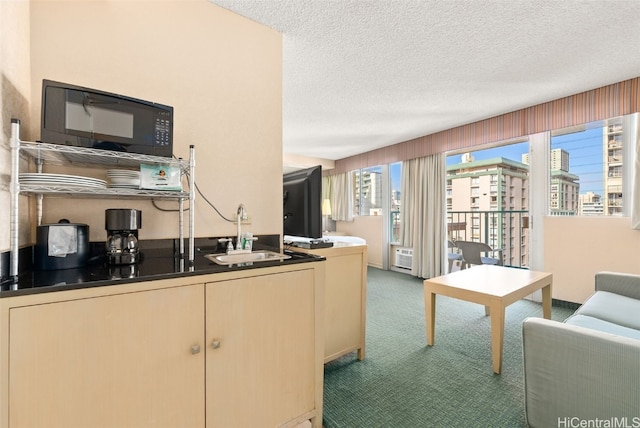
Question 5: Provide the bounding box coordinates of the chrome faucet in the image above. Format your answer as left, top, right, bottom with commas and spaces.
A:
236, 204, 247, 250
219, 204, 255, 254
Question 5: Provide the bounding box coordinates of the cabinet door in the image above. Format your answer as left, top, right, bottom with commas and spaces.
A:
9, 284, 205, 428
324, 252, 365, 361
206, 269, 316, 427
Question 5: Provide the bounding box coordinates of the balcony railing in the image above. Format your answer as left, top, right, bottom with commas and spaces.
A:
390, 209, 530, 269
447, 210, 529, 269
608, 141, 623, 149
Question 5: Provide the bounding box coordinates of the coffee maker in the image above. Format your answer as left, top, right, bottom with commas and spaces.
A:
105, 209, 142, 265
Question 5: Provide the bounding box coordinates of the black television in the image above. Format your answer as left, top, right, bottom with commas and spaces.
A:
283, 165, 322, 239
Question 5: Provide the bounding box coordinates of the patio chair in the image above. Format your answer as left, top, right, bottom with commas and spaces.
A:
454, 240, 503, 270
447, 240, 462, 272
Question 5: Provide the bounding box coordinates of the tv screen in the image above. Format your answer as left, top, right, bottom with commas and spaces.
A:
283, 165, 322, 239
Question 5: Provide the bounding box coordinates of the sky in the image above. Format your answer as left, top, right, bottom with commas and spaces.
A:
446, 142, 529, 166
389, 127, 604, 196
389, 127, 606, 195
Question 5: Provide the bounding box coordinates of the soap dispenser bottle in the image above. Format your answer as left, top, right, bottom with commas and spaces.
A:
241, 232, 254, 251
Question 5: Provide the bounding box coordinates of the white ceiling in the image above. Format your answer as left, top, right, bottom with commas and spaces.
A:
211, 0, 640, 162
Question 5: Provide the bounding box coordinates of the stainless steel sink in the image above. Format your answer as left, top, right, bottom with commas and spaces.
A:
205, 250, 291, 265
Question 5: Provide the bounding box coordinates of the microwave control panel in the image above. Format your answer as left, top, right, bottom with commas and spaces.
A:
154, 111, 172, 148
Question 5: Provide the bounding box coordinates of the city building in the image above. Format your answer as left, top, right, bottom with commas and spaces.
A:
522, 148, 580, 215
579, 191, 604, 216
604, 122, 624, 216
355, 169, 383, 215
550, 148, 570, 171
549, 169, 580, 215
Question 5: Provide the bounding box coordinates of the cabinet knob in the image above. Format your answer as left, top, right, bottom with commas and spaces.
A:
190, 344, 201, 355
211, 339, 221, 349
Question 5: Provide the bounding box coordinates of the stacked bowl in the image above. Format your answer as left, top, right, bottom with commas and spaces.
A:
107, 169, 141, 189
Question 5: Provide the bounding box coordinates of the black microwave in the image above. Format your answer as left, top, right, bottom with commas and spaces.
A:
40, 79, 173, 158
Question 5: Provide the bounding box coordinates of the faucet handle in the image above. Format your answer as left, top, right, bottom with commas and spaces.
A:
218, 238, 234, 254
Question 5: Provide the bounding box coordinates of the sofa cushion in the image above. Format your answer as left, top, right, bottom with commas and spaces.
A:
564, 314, 640, 340
574, 291, 640, 330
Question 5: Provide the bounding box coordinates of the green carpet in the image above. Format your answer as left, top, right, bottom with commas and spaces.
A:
323, 267, 575, 427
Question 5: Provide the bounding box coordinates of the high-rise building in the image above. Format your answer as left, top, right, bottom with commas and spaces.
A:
549, 170, 580, 215
355, 169, 382, 215
604, 122, 623, 216
522, 148, 579, 215
550, 148, 570, 172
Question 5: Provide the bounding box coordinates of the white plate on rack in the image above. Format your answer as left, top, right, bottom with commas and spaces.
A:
108, 177, 141, 186
19, 173, 107, 188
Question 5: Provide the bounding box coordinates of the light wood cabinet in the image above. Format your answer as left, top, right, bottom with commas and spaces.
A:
0, 262, 325, 428
206, 269, 318, 427
7, 284, 206, 428
293, 243, 367, 362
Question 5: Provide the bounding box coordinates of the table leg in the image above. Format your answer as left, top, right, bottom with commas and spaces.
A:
541, 283, 552, 319
490, 302, 505, 374
425, 289, 436, 346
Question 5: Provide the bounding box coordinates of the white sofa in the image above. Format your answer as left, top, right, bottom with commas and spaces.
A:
522, 271, 640, 428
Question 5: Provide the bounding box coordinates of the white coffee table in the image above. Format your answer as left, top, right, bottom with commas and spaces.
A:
423, 265, 552, 374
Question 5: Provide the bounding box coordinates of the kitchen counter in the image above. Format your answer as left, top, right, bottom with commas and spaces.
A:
0, 237, 323, 297
0, 237, 326, 428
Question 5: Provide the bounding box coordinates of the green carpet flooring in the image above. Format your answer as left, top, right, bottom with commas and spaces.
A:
323, 267, 575, 427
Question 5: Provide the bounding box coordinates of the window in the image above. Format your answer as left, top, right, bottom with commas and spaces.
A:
351, 162, 402, 245
353, 166, 383, 216
550, 118, 625, 216
390, 162, 401, 243
446, 140, 529, 269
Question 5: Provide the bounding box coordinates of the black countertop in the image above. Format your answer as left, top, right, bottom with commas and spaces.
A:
0, 237, 324, 298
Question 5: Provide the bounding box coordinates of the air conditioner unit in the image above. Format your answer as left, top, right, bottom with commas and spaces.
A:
394, 248, 413, 269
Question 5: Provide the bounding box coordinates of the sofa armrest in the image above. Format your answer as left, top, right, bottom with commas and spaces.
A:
522, 317, 640, 428
595, 271, 640, 300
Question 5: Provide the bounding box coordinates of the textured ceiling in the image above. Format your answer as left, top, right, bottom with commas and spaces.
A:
211, 0, 640, 162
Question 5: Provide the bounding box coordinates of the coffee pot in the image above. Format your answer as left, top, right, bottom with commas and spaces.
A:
105, 209, 142, 265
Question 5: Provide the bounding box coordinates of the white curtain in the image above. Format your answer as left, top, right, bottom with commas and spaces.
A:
329, 172, 354, 222
631, 114, 640, 229
399, 153, 446, 278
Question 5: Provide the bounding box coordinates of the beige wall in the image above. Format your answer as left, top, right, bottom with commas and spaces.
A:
0, 0, 32, 249
544, 216, 640, 303
2, 0, 282, 246
337, 216, 383, 268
